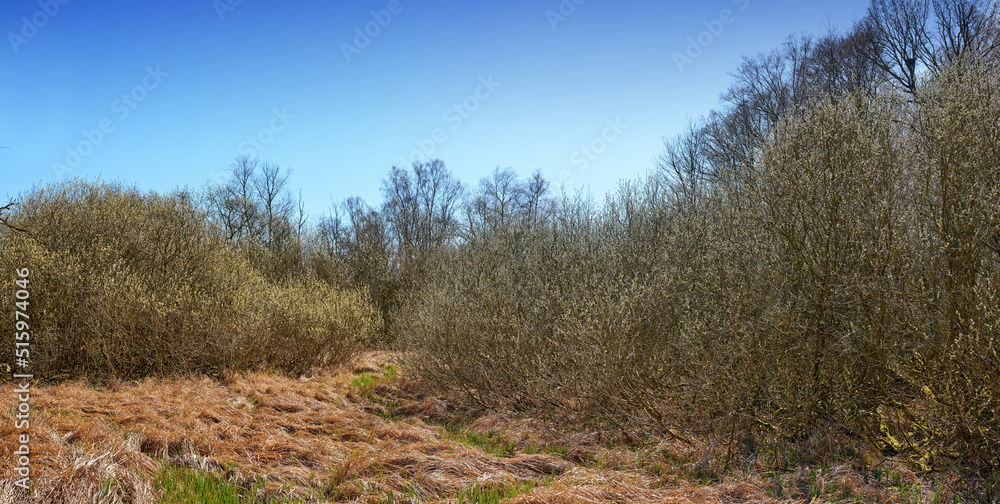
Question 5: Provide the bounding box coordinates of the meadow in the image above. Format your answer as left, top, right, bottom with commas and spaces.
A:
2, 4, 1000, 502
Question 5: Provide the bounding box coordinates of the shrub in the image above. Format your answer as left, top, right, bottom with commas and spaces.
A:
398, 63, 1000, 475
0, 179, 379, 379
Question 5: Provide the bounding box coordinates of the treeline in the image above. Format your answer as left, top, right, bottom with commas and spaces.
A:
314, 160, 551, 333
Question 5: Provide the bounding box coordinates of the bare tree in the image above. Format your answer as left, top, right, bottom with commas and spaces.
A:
382, 165, 419, 265
722, 45, 797, 129
865, 0, 1000, 93
701, 105, 759, 188
343, 197, 390, 287
658, 121, 709, 207
381, 159, 463, 291
706, 36, 815, 187
317, 195, 395, 330
204, 155, 264, 244
465, 167, 524, 237
295, 189, 308, 238
866, 0, 932, 93
200, 156, 304, 282
932, 0, 1000, 67
701, 22, 887, 190
460, 167, 555, 243
253, 160, 293, 250
414, 159, 464, 250
805, 21, 887, 99
522, 170, 551, 229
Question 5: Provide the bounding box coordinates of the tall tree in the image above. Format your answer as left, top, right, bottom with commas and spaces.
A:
381, 159, 463, 281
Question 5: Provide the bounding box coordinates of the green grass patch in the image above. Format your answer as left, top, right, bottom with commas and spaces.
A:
451, 430, 518, 458
155, 466, 257, 503
100, 476, 129, 500
456, 481, 538, 503
154, 465, 306, 504
427, 417, 570, 460
350, 365, 399, 397
349, 373, 377, 391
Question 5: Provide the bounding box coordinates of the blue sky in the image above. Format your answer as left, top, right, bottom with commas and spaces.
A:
1, 0, 871, 220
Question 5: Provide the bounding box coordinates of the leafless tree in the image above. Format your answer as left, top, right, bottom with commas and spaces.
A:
204, 156, 264, 244
343, 197, 390, 286
722, 43, 799, 129
701, 21, 887, 190
382, 166, 418, 264
865, 0, 1000, 93
464, 167, 527, 238
203, 155, 297, 255
705, 36, 816, 187
805, 21, 887, 99
385, 160, 462, 258
317, 195, 394, 329
865, 0, 932, 93
381, 159, 463, 288
414, 159, 464, 250
253, 160, 293, 250
522, 170, 551, 229
932, 0, 1000, 67
701, 105, 758, 188
295, 189, 307, 238
658, 122, 709, 206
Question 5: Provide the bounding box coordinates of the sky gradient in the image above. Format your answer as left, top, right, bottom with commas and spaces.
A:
2, 0, 871, 220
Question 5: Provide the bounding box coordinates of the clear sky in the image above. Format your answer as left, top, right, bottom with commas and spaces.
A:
1, 0, 871, 220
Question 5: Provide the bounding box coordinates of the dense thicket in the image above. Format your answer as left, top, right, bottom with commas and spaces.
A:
0, 179, 379, 378
389, 2, 1000, 478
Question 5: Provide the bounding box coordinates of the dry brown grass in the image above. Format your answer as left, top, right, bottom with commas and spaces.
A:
0, 352, 962, 503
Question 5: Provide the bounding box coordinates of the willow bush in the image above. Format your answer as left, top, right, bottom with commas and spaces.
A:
899, 60, 1000, 471
398, 62, 1000, 475
0, 180, 379, 379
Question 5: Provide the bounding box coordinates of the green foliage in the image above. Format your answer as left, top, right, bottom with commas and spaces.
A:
456, 481, 538, 504
155, 466, 256, 503
349, 365, 397, 399
154, 465, 308, 504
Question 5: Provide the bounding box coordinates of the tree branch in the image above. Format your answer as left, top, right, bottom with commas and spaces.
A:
0, 200, 31, 235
